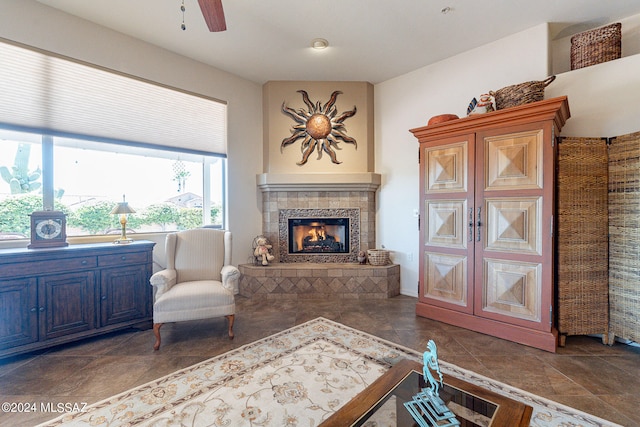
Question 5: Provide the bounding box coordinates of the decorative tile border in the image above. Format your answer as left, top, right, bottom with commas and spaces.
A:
278, 208, 360, 263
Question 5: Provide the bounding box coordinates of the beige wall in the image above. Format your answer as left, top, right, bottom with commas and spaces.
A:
262, 81, 374, 174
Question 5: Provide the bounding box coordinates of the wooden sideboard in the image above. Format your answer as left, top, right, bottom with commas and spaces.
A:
0, 240, 155, 358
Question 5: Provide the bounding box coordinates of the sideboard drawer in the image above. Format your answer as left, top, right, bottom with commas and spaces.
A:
98, 251, 148, 267
0, 256, 97, 278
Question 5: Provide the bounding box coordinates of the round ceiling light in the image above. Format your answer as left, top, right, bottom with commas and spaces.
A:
311, 38, 329, 49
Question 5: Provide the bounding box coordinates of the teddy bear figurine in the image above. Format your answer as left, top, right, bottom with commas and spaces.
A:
254, 236, 275, 266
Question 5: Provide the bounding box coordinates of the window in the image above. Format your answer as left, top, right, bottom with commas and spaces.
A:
0, 130, 226, 240
0, 39, 228, 241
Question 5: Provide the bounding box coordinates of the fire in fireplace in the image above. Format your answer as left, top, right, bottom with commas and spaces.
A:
288, 218, 349, 254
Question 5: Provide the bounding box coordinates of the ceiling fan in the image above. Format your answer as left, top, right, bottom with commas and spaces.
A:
197, 0, 226, 32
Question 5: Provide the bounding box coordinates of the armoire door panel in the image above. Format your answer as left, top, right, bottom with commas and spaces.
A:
423, 252, 469, 309
426, 199, 468, 249
481, 258, 542, 324
425, 141, 468, 193
484, 129, 544, 191
484, 197, 542, 255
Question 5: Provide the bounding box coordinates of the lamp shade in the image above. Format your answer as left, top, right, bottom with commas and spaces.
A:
110, 195, 136, 215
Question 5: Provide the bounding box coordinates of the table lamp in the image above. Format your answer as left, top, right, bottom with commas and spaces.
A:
110, 195, 136, 244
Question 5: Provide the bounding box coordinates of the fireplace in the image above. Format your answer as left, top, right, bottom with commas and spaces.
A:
279, 208, 360, 263
288, 218, 349, 254
257, 172, 380, 264
244, 175, 398, 298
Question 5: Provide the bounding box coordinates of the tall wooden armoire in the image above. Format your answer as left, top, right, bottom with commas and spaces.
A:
410, 97, 570, 352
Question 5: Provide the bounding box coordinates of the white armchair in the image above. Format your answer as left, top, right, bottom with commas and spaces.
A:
150, 228, 239, 351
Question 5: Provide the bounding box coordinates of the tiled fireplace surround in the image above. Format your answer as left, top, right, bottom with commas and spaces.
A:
238, 173, 400, 299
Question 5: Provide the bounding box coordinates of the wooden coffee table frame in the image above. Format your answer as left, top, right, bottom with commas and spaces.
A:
321, 359, 532, 427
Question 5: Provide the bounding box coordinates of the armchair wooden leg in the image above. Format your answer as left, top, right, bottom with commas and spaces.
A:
153, 323, 163, 351
226, 314, 235, 339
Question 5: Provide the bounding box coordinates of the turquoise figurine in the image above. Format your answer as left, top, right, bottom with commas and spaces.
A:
404, 340, 460, 426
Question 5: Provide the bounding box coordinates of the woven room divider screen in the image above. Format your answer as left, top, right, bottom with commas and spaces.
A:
608, 131, 640, 344
557, 137, 609, 345
558, 132, 640, 346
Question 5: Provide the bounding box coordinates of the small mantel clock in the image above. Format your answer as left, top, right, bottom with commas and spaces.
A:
28, 210, 69, 249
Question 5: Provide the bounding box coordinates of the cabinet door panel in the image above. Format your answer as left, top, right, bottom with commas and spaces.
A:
484, 129, 543, 191
426, 141, 468, 193
100, 265, 148, 326
484, 197, 542, 255
423, 252, 468, 307
426, 200, 468, 249
482, 258, 542, 322
39, 272, 95, 340
0, 278, 38, 349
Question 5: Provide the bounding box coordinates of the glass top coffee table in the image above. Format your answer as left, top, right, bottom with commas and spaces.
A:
321, 359, 532, 427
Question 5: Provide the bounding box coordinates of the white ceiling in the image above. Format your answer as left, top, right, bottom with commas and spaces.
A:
37, 0, 640, 84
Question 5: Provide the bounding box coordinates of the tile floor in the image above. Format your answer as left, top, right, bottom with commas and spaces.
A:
0, 295, 638, 426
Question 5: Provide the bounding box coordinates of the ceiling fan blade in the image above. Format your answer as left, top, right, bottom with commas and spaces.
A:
198, 0, 227, 32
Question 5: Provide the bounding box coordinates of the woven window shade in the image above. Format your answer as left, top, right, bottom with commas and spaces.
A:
0, 39, 227, 157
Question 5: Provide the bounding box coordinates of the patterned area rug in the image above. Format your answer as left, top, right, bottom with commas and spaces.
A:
40, 318, 622, 427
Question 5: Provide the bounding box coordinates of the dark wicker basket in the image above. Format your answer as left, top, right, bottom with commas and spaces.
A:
490, 76, 555, 110
571, 23, 621, 70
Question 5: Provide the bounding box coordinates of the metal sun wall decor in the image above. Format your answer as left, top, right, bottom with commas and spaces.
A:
281, 90, 357, 165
